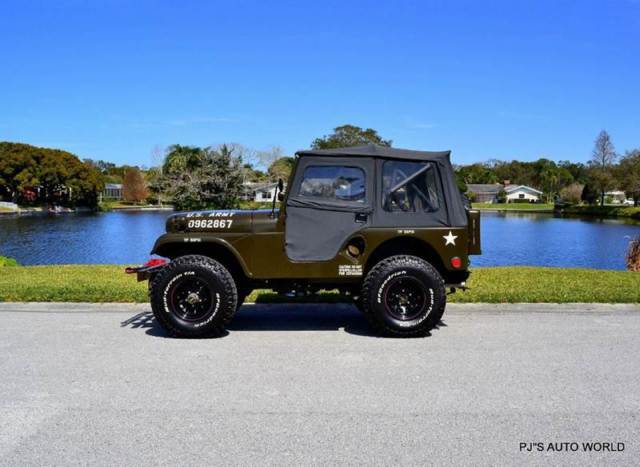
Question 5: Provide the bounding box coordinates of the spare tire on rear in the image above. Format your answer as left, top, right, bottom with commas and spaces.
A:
150, 255, 238, 337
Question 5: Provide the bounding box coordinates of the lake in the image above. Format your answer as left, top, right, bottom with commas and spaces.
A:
0, 211, 638, 270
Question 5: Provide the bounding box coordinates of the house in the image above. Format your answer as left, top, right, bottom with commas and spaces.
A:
466, 184, 502, 203
605, 190, 628, 204
103, 183, 123, 200
466, 182, 543, 203
241, 182, 287, 203
504, 185, 543, 203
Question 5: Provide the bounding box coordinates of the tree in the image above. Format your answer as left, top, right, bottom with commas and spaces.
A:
581, 182, 599, 205
242, 163, 268, 182
145, 166, 166, 205
162, 144, 204, 174
122, 167, 148, 203
255, 146, 284, 172
158, 144, 244, 210
497, 188, 507, 203
618, 149, 640, 206
311, 124, 392, 149
268, 157, 295, 181
559, 183, 584, 204
588, 168, 616, 205
590, 130, 617, 205
453, 171, 467, 194
456, 163, 498, 184
558, 160, 589, 184
0, 142, 103, 207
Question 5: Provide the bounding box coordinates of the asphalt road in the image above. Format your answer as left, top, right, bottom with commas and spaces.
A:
1, 302, 639, 466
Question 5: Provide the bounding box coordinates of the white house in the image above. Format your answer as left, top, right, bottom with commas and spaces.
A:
103, 183, 123, 200
605, 190, 628, 204
504, 185, 543, 203
241, 182, 287, 202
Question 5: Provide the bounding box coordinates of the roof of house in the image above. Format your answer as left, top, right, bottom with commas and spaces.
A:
105, 183, 122, 189
504, 185, 543, 195
466, 184, 502, 194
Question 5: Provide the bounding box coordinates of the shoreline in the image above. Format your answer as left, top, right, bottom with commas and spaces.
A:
0, 206, 174, 216
475, 207, 554, 213
473, 204, 640, 220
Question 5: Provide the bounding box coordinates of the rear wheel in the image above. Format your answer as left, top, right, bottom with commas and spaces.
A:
361, 255, 446, 337
150, 255, 238, 337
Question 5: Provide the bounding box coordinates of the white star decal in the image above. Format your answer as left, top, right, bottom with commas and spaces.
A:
443, 231, 458, 246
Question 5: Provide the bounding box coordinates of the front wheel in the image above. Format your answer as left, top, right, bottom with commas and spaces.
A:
361, 255, 446, 337
150, 255, 238, 337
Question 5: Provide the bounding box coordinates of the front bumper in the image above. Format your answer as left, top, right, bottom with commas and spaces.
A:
125, 259, 168, 282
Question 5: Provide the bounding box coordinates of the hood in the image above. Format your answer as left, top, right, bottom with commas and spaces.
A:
166, 209, 258, 233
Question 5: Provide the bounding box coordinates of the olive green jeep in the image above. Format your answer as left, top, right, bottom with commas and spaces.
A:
128, 145, 481, 337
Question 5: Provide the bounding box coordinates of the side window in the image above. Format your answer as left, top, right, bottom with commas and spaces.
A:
382, 161, 441, 212
298, 166, 366, 203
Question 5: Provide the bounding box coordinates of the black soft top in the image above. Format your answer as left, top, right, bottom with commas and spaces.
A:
291, 144, 468, 230
296, 144, 451, 162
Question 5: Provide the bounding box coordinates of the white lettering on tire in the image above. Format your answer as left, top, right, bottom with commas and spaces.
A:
377, 269, 435, 326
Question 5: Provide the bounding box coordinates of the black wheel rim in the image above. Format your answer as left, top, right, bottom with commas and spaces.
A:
383, 276, 427, 321
169, 276, 215, 322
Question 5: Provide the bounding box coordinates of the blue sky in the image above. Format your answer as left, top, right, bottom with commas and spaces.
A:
1, 0, 639, 167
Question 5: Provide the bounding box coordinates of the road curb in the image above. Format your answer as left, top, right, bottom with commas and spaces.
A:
0, 302, 638, 313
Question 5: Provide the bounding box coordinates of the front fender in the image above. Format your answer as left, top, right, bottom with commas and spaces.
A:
150, 233, 252, 278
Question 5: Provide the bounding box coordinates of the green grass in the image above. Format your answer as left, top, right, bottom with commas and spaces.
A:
238, 200, 275, 210
99, 201, 169, 211
472, 203, 554, 211
0, 265, 639, 304
560, 205, 640, 220
471, 203, 640, 220
0, 256, 19, 267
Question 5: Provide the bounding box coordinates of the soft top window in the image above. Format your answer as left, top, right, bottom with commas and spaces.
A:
298, 165, 366, 203
382, 161, 441, 212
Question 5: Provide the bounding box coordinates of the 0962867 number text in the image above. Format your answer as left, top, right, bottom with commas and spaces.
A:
187, 219, 234, 229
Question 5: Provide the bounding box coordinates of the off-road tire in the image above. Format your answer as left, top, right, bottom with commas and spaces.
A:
361, 255, 446, 337
150, 255, 238, 337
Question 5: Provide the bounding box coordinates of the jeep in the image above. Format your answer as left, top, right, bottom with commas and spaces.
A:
128, 145, 481, 337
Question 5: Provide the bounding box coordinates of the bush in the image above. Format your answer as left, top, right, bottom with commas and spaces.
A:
497, 188, 507, 203
627, 237, 640, 272
0, 256, 19, 267
560, 183, 584, 205
581, 182, 599, 205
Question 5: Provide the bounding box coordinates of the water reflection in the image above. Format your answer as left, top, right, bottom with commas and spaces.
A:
473, 212, 639, 270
